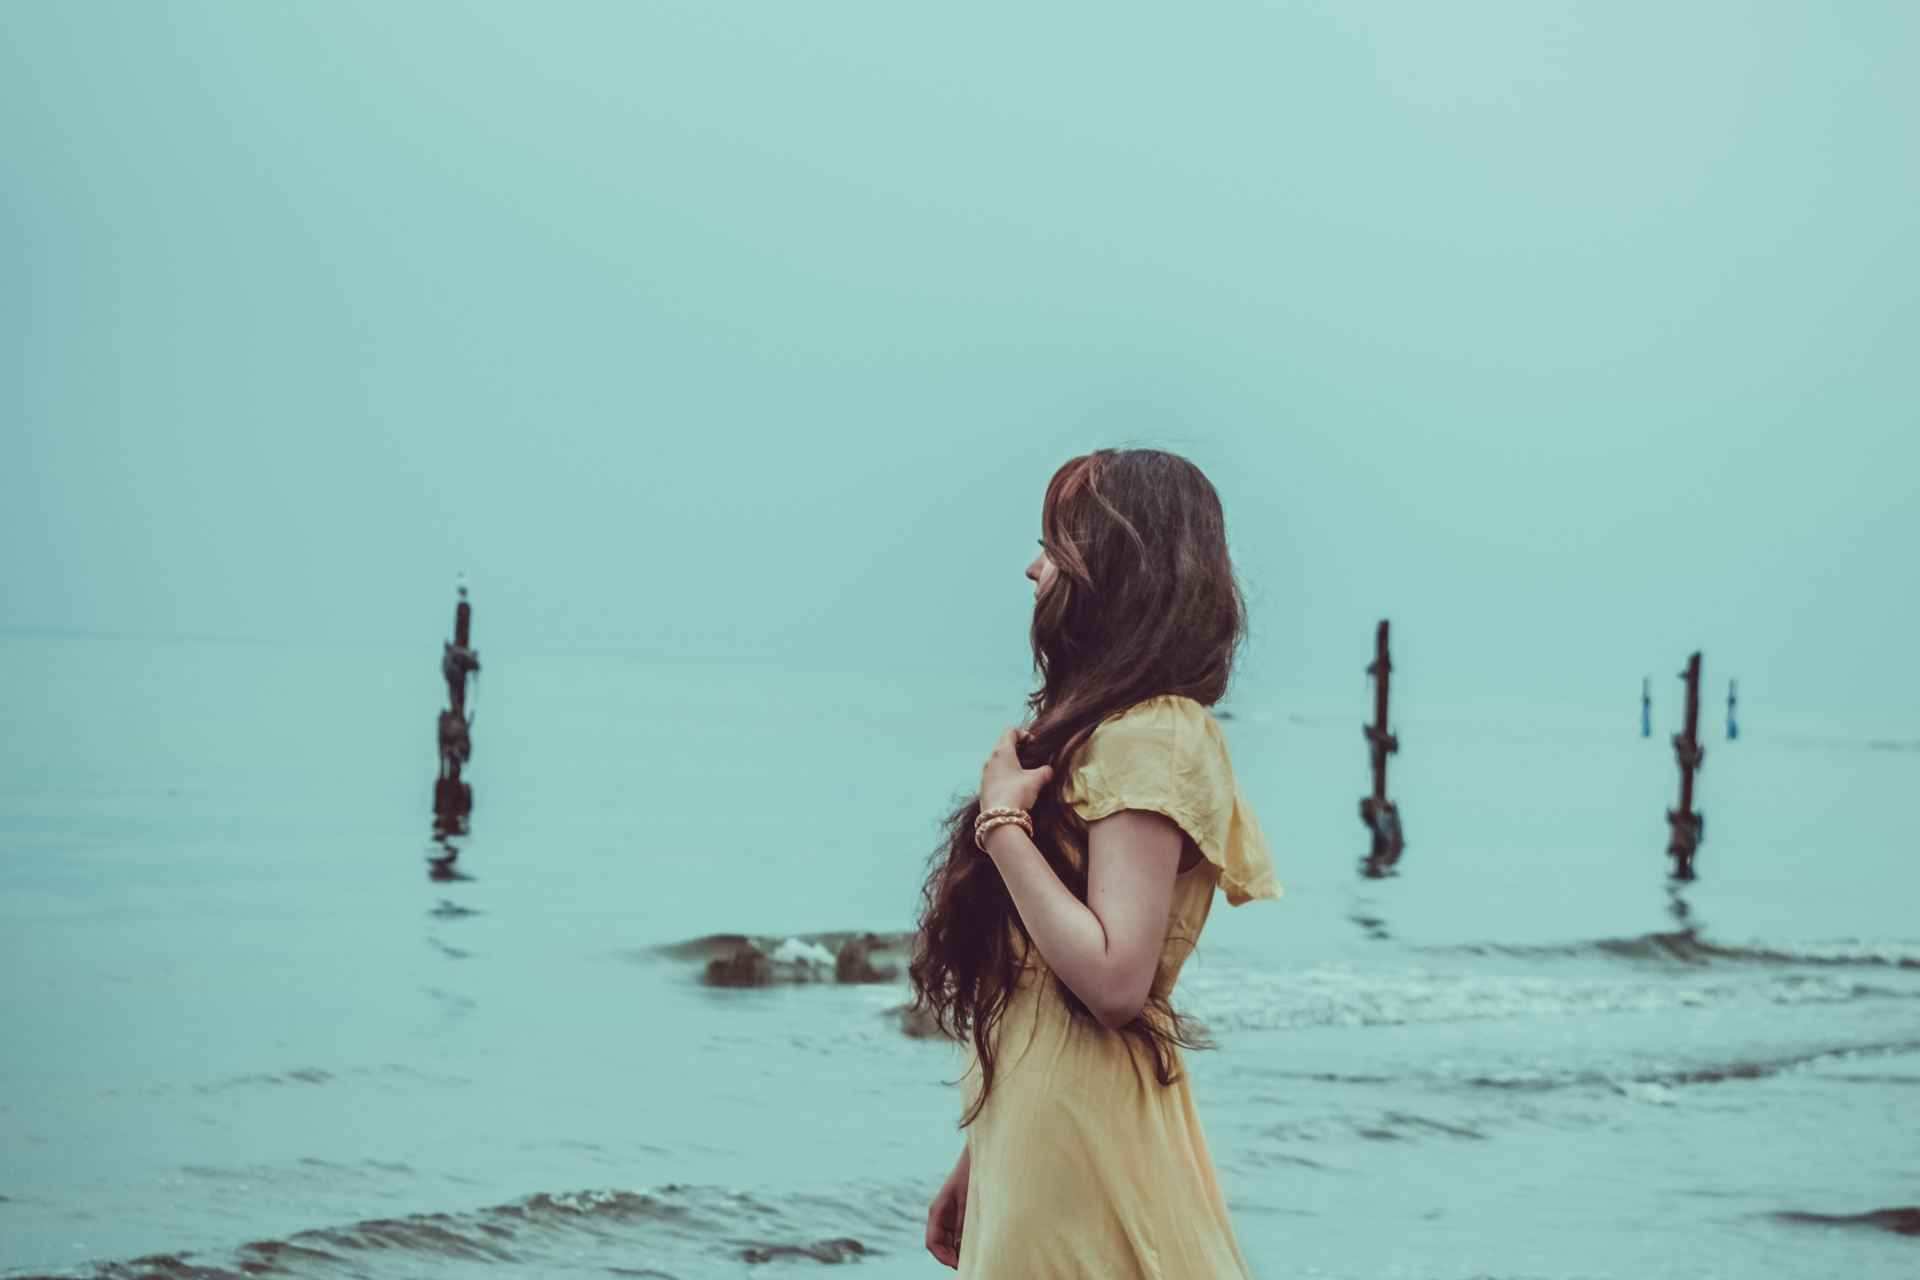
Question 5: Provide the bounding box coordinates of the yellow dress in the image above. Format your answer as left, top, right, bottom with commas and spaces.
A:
957, 694, 1284, 1279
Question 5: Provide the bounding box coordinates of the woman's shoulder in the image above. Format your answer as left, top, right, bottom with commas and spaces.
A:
1070, 693, 1229, 785
1088, 693, 1224, 747
1069, 692, 1283, 907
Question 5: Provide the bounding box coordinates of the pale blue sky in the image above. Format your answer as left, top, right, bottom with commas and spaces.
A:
3, 2, 1915, 709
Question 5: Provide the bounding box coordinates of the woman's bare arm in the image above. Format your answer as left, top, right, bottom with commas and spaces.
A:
980, 809, 1183, 1027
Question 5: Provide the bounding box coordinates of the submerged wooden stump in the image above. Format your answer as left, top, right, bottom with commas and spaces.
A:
434, 578, 481, 822
1667, 650, 1706, 879
1360, 619, 1405, 875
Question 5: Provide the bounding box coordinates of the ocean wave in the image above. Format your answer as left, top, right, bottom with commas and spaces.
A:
1770, 1205, 1920, 1236
1250, 1038, 1920, 1106
2, 1182, 914, 1280
1177, 961, 1905, 1033
1419, 930, 1920, 971
1455, 1037, 1920, 1094
1250, 1108, 1494, 1149
630, 930, 917, 987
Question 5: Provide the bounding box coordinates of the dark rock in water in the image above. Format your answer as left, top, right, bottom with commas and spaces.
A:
894, 1000, 951, 1041
653, 932, 761, 964
683, 929, 915, 987
836, 931, 900, 983
704, 946, 773, 987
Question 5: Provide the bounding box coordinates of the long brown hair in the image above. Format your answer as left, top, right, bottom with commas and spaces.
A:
907, 447, 1250, 1129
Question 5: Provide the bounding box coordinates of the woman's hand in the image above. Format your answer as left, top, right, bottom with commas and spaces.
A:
925, 1145, 970, 1268
980, 727, 1053, 814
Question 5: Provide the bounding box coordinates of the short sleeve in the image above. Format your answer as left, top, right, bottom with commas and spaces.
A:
1060, 694, 1284, 907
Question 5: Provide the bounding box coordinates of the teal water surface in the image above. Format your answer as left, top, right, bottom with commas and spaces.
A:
2, 631, 1916, 1278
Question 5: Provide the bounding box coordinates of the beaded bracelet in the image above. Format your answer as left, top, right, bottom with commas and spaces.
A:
974, 808, 1032, 853
974, 814, 1031, 852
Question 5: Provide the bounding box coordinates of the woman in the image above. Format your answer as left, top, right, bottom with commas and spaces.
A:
910, 447, 1285, 1277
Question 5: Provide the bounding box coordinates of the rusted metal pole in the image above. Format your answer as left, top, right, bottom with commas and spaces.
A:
1666, 650, 1705, 878
1359, 620, 1404, 873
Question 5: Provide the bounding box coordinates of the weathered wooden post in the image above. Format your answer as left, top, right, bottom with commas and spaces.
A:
1726, 678, 1739, 741
1359, 619, 1404, 873
1667, 651, 1705, 879
1641, 676, 1652, 738
435, 574, 481, 822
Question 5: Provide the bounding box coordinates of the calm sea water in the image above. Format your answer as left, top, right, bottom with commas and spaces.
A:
2, 631, 1916, 1279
